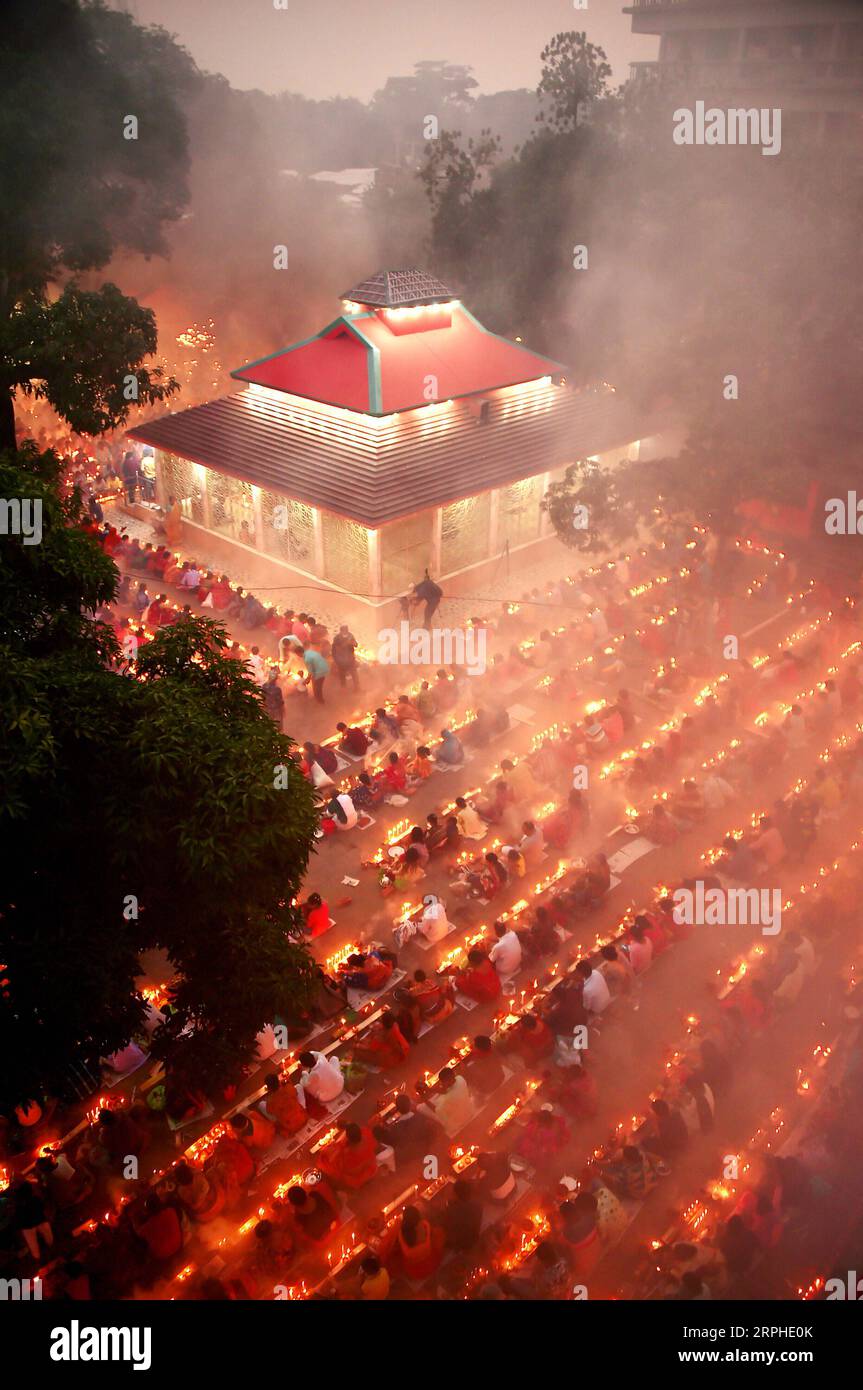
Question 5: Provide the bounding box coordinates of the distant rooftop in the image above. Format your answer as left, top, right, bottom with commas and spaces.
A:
340, 268, 455, 308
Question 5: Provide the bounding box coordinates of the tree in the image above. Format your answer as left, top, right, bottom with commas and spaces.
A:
541, 457, 638, 554
0, 0, 196, 449
0, 446, 319, 1109
536, 31, 612, 133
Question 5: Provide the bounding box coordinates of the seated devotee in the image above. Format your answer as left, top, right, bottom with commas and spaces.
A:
210, 1128, 256, 1198
351, 771, 384, 812
550, 1058, 599, 1121
318, 1122, 379, 1191
749, 815, 786, 871
622, 919, 653, 975
454, 796, 487, 841
405, 823, 430, 865
297, 1050, 345, 1107
416, 680, 438, 721
436, 727, 465, 767
134, 1193, 185, 1264
339, 948, 397, 993
640, 803, 679, 845
477, 779, 515, 826
475, 1149, 516, 1205
500, 756, 536, 803
417, 893, 451, 944
673, 779, 706, 824
465, 1034, 507, 1095
372, 1094, 443, 1159
720, 833, 757, 883
521, 906, 560, 961
229, 1108, 276, 1160
543, 975, 588, 1038
245, 1218, 295, 1290
489, 919, 522, 979
301, 892, 332, 938
326, 790, 359, 831
378, 1203, 446, 1281
637, 909, 672, 958
426, 811, 460, 854
449, 947, 502, 1003
408, 746, 434, 784
260, 1073, 308, 1137
482, 851, 509, 896
351, 1011, 411, 1070
336, 722, 369, 756
557, 1194, 603, 1277
391, 845, 426, 889
442, 1178, 485, 1253
282, 1182, 341, 1248
419, 1067, 474, 1136
643, 1098, 689, 1158
407, 969, 456, 1025
569, 851, 612, 910
380, 750, 408, 794
598, 1143, 666, 1200
501, 1013, 555, 1066
171, 1162, 224, 1224
515, 1104, 572, 1172
519, 820, 545, 867
598, 943, 634, 998
576, 958, 612, 1015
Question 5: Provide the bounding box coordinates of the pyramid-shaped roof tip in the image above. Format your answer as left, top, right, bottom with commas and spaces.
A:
341, 268, 456, 308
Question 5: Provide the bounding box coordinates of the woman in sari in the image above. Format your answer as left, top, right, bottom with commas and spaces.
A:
380, 1203, 445, 1282
318, 1123, 379, 1191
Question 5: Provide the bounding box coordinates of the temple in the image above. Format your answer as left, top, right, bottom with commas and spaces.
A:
128, 269, 646, 612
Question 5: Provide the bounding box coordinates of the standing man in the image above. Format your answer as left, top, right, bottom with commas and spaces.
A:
262, 668, 285, 729
121, 450, 140, 504
332, 624, 360, 690
413, 570, 443, 629
303, 644, 330, 704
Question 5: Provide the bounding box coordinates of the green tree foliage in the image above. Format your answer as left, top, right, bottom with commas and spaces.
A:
0, 447, 319, 1109
0, 0, 194, 447
536, 31, 612, 133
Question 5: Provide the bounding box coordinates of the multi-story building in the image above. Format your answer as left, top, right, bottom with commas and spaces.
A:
624, 0, 863, 143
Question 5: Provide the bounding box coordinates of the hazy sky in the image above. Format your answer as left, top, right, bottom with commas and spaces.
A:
120, 0, 658, 100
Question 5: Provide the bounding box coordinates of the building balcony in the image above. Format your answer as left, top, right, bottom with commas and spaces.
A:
628, 56, 863, 93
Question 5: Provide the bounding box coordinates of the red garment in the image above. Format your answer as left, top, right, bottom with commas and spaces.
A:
362, 956, 394, 991
213, 1135, 255, 1185
383, 761, 407, 793
543, 808, 573, 851
458, 958, 502, 1003
140, 1206, 183, 1260
304, 901, 331, 937
319, 1128, 378, 1190
642, 912, 671, 956
212, 582, 233, 611
356, 1023, 410, 1069
515, 1019, 555, 1063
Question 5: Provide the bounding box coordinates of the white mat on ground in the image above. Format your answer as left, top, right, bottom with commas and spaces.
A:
607, 837, 656, 875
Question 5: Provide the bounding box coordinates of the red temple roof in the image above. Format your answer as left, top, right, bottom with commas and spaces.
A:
231, 302, 565, 416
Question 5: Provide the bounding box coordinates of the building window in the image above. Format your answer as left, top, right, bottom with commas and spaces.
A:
496, 476, 543, 551
440, 493, 491, 575
158, 452, 205, 527
208, 473, 256, 547
381, 511, 433, 595
321, 512, 370, 593
259, 490, 315, 570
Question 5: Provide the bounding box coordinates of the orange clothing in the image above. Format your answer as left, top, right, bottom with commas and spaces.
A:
266, 1083, 308, 1136
319, 1127, 378, 1190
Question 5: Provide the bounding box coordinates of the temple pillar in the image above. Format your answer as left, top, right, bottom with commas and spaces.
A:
368, 527, 382, 599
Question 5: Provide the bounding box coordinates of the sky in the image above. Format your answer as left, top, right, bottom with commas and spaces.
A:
117, 0, 658, 100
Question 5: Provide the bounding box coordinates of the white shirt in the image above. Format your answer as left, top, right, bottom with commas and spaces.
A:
581, 968, 611, 1014
702, 773, 735, 812
457, 804, 487, 840
301, 1052, 344, 1102
334, 793, 358, 830
490, 929, 522, 977
420, 901, 450, 943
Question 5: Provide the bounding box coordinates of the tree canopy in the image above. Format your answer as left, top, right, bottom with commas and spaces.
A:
0, 0, 195, 448
0, 446, 319, 1110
